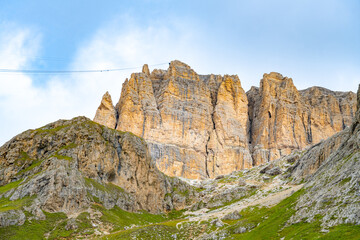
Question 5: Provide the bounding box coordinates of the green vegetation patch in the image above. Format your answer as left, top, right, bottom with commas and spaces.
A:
103, 224, 177, 240
16, 160, 42, 176
0, 196, 34, 212
93, 204, 167, 232
319, 224, 360, 240
102, 219, 216, 240
60, 142, 78, 150
218, 177, 237, 184
225, 188, 360, 240
0, 180, 22, 195
52, 154, 72, 161
14, 151, 35, 167
18, 151, 32, 161
0, 210, 95, 240
35, 124, 69, 134
339, 177, 352, 185
84, 177, 124, 195
227, 189, 307, 239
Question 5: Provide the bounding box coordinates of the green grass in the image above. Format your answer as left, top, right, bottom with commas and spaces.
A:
280, 215, 323, 239
166, 209, 186, 220
218, 177, 237, 183
228, 189, 307, 239
103, 217, 223, 240
84, 177, 125, 195
0, 180, 22, 195
93, 204, 168, 232
18, 151, 32, 161
52, 154, 72, 161
226, 188, 360, 240
35, 124, 68, 134
16, 160, 42, 176
340, 177, 352, 185
60, 142, 78, 150
0, 196, 34, 212
75, 212, 93, 230
0, 211, 71, 240
319, 224, 360, 239
103, 224, 178, 240
0, 210, 95, 240
14, 151, 34, 167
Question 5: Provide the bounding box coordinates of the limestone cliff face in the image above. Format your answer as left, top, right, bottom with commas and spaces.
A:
112, 61, 251, 179
286, 84, 360, 227
94, 61, 356, 179
247, 72, 356, 165
93, 91, 117, 129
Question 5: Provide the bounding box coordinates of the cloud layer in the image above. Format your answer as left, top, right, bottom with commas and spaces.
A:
0, 19, 205, 145
0, 10, 359, 146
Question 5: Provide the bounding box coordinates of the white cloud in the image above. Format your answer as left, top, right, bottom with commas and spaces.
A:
0, 18, 204, 146
1, 16, 358, 147
65, 16, 205, 119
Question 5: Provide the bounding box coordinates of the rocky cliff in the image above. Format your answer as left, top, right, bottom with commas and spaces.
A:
94, 61, 356, 179
93, 91, 117, 129
283, 84, 360, 228
0, 117, 197, 223
247, 72, 356, 165
97, 61, 252, 179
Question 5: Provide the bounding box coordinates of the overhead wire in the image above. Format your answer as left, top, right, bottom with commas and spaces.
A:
0, 62, 169, 74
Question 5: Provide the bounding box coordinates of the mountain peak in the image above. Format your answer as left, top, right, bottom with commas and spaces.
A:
93, 91, 117, 129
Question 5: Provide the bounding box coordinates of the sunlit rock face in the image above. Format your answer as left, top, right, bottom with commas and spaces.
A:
111, 61, 251, 179
247, 72, 356, 165
94, 61, 356, 179
93, 91, 117, 129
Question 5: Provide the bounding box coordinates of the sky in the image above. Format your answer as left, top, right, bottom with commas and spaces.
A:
0, 0, 359, 145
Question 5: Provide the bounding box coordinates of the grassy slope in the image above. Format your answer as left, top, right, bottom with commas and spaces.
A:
102, 188, 360, 240
0, 204, 185, 240
226, 189, 360, 240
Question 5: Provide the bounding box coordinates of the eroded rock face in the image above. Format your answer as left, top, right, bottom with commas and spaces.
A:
287, 85, 360, 227
93, 92, 117, 129
94, 61, 356, 179
0, 117, 196, 214
247, 72, 356, 165
112, 61, 251, 179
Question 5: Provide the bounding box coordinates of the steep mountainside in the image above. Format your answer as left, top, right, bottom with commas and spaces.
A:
286, 84, 360, 228
0, 79, 358, 239
0, 117, 197, 229
109, 61, 252, 179
94, 60, 356, 179
247, 72, 356, 165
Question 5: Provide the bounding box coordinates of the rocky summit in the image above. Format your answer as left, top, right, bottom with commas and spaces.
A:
94, 60, 356, 179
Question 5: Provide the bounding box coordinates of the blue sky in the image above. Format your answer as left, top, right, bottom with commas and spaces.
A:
0, 0, 359, 145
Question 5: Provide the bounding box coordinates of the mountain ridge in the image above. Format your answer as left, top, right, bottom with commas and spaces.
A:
0, 76, 358, 239
94, 60, 356, 179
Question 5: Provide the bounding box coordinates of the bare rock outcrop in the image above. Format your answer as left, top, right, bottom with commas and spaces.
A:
113, 61, 251, 179
0, 117, 196, 217
93, 91, 117, 129
286, 84, 360, 228
94, 61, 356, 179
247, 72, 356, 165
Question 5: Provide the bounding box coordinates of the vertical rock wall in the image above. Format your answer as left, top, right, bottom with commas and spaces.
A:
247, 72, 356, 164
94, 61, 356, 179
